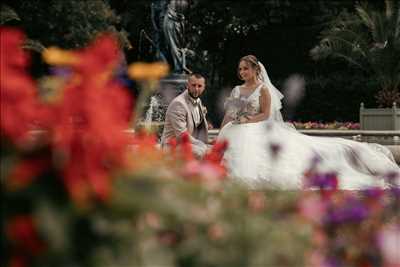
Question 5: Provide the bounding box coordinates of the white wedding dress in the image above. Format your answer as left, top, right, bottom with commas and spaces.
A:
217, 65, 399, 190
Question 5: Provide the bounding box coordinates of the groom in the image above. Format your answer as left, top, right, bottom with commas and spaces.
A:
160, 73, 210, 158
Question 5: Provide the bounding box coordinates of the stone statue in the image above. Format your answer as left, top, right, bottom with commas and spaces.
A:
149, 0, 194, 109
162, 0, 193, 74
151, 0, 169, 62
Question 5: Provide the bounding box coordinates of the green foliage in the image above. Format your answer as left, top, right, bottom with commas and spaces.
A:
293, 71, 378, 122
311, 0, 400, 107
3, 0, 129, 49
2, 159, 312, 267
0, 3, 20, 24
107, 0, 152, 62
97, 176, 311, 267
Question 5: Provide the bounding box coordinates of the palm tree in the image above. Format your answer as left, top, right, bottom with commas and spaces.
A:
310, 0, 400, 107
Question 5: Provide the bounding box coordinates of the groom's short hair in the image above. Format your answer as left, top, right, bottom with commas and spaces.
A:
189, 73, 206, 80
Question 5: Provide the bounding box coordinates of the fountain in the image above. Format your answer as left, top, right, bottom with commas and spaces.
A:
144, 94, 166, 133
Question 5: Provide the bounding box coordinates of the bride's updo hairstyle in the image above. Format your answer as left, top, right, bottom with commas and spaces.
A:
237, 55, 262, 81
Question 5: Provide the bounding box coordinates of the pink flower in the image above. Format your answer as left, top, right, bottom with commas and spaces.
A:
298, 194, 327, 223
182, 161, 224, 181
379, 223, 400, 266
207, 223, 225, 241
248, 191, 266, 213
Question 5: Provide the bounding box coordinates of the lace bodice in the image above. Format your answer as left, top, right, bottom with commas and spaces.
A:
230, 84, 263, 116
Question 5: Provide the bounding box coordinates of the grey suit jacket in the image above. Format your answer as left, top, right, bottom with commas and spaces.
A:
161, 90, 209, 158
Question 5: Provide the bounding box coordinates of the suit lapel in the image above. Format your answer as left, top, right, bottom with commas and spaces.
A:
184, 91, 198, 126
197, 101, 208, 136
198, 102, 207, 125
182, 91, 196, 132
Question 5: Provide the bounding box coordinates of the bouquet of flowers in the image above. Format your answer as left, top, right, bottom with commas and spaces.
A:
224, 96, 251, 124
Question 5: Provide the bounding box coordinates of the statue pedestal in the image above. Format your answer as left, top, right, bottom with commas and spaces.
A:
159, 73, 188, 105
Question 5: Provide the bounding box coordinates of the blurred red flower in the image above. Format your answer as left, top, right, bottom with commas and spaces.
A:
45, 33, 133, 204
180, 138, 228, 185
6, 157, 50, 190
0, 27, 52, 144
8, 255, 27, 267
179, 131, 194, 161
6, 215, 46, 256
203, 139, 228, 164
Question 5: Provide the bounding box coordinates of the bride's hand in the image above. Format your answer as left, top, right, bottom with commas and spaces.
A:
238, 116, 248, 124
245, 115, 253, 123
239, 115, 255, 124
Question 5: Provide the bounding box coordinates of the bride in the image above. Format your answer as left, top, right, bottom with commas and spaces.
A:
217, 55, 399, 190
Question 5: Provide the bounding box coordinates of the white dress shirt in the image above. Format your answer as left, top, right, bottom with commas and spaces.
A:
189, 96, 202, 127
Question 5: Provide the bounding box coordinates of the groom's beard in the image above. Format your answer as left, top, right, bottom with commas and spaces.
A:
188, 91, 200, 99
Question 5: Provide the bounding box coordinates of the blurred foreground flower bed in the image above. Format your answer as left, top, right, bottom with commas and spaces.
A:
1, 27, 399, 267
292, 121, 360, 130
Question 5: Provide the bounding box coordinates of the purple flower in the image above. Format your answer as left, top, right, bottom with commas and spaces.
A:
390, 187, 400, 198
49, 66, 72, 77
324, 257, 341, 267
307, 172, 338, 190
346, 203, 369, 222
384, 171, 399, 184
324, 198, 369, 225
312, 154, 322, 164
362, 187, 384, 199
269, 142, 281, 158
